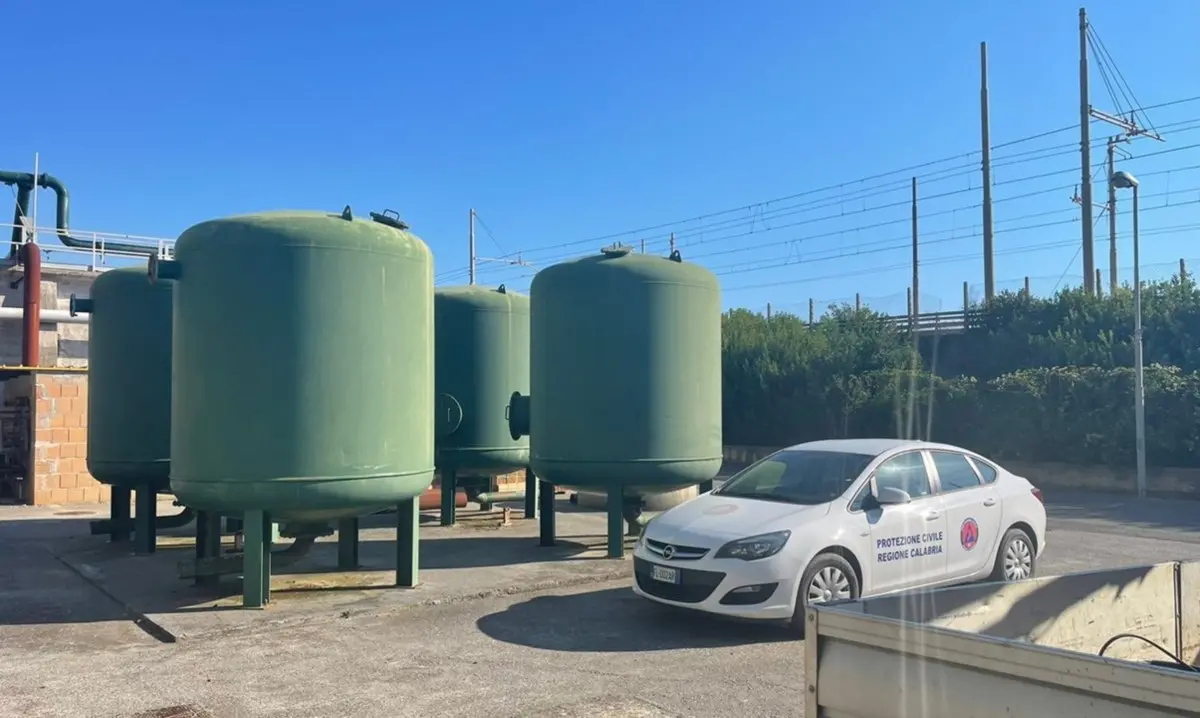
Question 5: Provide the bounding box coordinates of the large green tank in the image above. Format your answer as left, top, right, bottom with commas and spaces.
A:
152, 207, 435, 522
511, 246, 722, 493
434, 284, 530, 473
72, 266, 173, 490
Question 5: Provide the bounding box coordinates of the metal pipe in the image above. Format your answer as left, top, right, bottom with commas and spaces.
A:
0, 171, 159, 256
0, 365, 87, 373
0, 306, 87, 323
178, 535, 318, 580
20, 243, 40, 367
1131, 183, 1146, 498
476, 490, 525, 511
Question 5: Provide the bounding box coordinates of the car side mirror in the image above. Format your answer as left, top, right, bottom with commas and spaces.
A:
875, 486, 912, 506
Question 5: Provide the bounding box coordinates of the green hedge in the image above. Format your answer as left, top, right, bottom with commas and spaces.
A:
720, 277, 1200, 468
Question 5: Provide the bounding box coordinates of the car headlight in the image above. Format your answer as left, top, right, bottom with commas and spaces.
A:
714, 530, 792, 561
635, 515, 658, 549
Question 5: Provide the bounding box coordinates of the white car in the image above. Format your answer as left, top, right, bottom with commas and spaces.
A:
631, 438, 1046, 631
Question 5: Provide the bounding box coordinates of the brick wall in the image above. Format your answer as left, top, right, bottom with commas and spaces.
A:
495, 469, 526, 489
31, 373, 106, 505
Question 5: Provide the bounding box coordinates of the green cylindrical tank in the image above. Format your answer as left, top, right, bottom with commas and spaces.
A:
71, 267, 173, 490
512, 246, 722, 493
151, 207, 435, 522
434, 284, 530, 474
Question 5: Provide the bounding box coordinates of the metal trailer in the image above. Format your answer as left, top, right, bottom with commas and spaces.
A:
806, 560, 1200, 717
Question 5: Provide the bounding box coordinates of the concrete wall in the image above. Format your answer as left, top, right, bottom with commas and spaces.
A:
722, 444, 1200, 498
0, 264, 95, 367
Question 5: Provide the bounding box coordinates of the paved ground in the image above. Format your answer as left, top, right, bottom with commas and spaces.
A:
2, 488, 1200, 718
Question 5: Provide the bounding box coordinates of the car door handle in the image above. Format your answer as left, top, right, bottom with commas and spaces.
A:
983, 498, 997, 507
924, 510, 941, 521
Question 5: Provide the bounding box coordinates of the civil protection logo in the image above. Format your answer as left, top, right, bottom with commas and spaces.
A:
960, 517, 979, 551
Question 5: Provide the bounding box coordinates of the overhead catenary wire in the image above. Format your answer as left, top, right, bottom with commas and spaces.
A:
438, 126, 1200, 288
719, 200, 1200, 295
436, 95, 1200, 283
474, 154, 1200, 282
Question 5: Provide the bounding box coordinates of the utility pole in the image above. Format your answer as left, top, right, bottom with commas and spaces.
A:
1073, 8, 1162, 296
1079, 7, 1095, 294
640, 239, 646, 254
980, 42, 995, 302
468, 208, 477, 285
911, 177, 919, 318
1106, 137, 1119, 295
669, 232, 676, 254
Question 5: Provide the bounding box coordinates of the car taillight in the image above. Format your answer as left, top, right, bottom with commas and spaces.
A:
1031, 487, 1043, 504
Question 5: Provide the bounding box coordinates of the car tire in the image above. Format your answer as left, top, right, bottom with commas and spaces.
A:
989, 527, 1036, 583
789, 552, 861, 636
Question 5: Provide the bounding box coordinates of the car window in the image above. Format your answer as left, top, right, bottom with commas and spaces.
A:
717, 449, 874, 506
848, 481, 874, 511
874, 451, 932, 499
969, 457, 998, 484
930, 451, 982, 492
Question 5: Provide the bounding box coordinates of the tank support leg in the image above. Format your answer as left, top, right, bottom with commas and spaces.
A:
337, 518, 359, 570
440, 470, 458, 527
109, 487, 131, 543
194, 511, 223, 587
606, 488, 625, 559
523, 467, 537, 519
134, 486, 157, 555
538, 479, 556, 547
699, 480, 714, 494
242, 510, 272, 608
395, 498, 419, 588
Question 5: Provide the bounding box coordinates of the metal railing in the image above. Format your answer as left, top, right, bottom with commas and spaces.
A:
799, 309, 977, 335
2, 221, 174, 273
881, 309, 973, 334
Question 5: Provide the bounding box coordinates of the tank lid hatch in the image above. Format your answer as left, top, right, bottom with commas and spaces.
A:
600, 244, 633, 258
369, 209, 410, 231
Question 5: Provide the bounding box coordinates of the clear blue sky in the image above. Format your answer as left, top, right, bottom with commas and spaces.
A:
6, 1, 1200, 318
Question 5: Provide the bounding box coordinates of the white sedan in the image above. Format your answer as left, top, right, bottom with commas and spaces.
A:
631, 438, 1046, 631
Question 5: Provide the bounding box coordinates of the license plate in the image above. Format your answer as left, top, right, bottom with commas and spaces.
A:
651, 564, 680, 584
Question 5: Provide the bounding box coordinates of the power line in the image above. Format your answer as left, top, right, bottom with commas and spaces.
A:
450, 157, 1200, 295
510, 151, 1200, 277
438, 110, 1200, 284
719, 198, 1200, 294
437, 95, 1200, 279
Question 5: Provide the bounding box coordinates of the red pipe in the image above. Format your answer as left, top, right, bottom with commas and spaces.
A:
21, 243, 40, 367
419, 486, 466, 511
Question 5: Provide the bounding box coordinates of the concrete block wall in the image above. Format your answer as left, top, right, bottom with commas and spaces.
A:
0, 264, 95, 367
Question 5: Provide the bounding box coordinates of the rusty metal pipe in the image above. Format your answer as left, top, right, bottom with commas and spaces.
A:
21, 243, 40, 367
420, 486, 466, 511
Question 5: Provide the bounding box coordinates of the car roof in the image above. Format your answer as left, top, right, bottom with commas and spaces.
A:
780, 438, 969, 457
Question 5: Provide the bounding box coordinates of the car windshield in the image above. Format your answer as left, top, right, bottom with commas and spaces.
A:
715, 449, 874, 505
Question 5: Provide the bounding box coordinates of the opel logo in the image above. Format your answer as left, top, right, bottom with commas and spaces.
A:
662, 545, 676, 560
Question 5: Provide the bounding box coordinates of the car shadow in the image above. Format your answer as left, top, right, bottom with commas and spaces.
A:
476, 585, 793, 651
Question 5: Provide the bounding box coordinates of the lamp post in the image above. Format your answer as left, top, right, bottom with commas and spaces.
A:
1110, 170, 1145, 498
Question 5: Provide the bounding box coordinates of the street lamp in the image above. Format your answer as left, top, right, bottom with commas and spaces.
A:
1110, 170, 1145, 498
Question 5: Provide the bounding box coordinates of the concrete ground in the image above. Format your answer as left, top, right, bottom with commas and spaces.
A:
3, 488, 1200, 718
